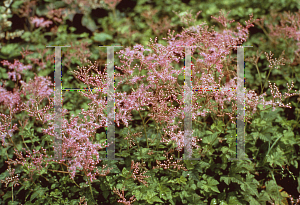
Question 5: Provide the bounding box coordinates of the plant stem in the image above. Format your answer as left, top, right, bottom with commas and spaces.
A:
255, 63, 263, 95
19, 120, 30, 150
261, 66, 273, 95
128, 126, 139, 149
88, 179, 96, 204
155, 123, 162, 151
138, 108, 149, 148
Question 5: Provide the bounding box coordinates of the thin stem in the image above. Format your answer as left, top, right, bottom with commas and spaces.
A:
264, 66, 273, 88
128, 126, 139, 149
155, 122, 163, 151
19, 120, 30, 150
255, 63, 263, 95
145, 117, 151, 125
48, 169, 73, 174
40, 175, 49, 182
48, 165, 85, 178
137, 104, 149, 148
112, 8, 116, 20
88, 179, 95, 203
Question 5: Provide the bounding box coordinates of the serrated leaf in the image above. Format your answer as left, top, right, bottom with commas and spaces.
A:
248, 196, 260, 205
175, 176, 187, 184
207, 177, 219, 186
149, 196, 163, 204
121, 167, 129, 176
227, 196, 240, 205
144, 190, 161, 204
187, 171, 200, 182
220, 176, 231, 185
133, 190, 142, 200
116, 183, 124, 190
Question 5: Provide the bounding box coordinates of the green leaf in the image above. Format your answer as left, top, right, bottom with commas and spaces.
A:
227, 196, 240, 205
8, 201, 19, 205
220, 176, 231, 185
149, 196, 163, 204
242, 173, 259, 197
20, 31, 32, 42
51, 183, 56, 189
11, 0, 24, 9
117, 25, 130, 35
210, 186, 220, 193
82, 14, 97, 32
121, 167, 129, 176
157, 184, 172, 200
144, 190, 163, 204
93, 32, 113, 42
219, 200, 228, 205
175, 175, 187, 184
133, 190, 142, 200
116, 183, 124, 190
1, 44, 19, 58
202, 132, 218, 145
2, 191, 13, 201
248, 196, 260, 205
191, 183, 197, 190
30, 189, 43, 202
184, 160, 195, 170
210, 198, 217, 205
207, 177, 219, 186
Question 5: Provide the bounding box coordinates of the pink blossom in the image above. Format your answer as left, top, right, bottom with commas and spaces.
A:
30, 16, 53, 28
1, 60, 32, 81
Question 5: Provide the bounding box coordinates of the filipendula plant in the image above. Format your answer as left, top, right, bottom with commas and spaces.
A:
1, 8, 300, 205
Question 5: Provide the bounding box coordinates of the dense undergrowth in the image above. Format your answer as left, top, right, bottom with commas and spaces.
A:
0, 0, 300, 204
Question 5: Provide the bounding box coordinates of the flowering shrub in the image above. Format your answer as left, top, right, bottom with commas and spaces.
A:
0, 0, 300, 204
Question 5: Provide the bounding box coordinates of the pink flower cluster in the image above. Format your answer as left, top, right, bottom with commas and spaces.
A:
153, 149, 188, 171
6, 148, 50, 181
265, 10, 300, 55
30, 16, 53, 28
1, 59, 32, 82
41, 107, 109, 182
130, 160, 151, 187
113, 186, 137, 205
0, 165, 20, 188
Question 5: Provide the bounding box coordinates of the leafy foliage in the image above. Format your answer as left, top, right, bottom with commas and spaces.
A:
0, 0, 300, 205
